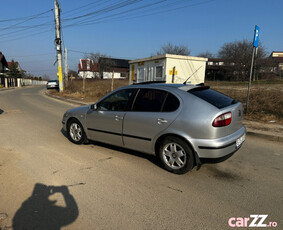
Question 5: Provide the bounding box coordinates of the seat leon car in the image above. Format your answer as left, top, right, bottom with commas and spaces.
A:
62, 83, 246, 174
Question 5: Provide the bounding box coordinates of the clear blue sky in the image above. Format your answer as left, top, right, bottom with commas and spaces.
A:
1, 0, 282, 78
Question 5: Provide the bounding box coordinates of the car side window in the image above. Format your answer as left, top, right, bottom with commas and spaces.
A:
162, 93, 180, 112
132, 89, 167, 112
97, 89, 134, 111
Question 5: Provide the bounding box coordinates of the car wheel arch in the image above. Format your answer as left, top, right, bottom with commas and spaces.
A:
154, 133, 197, 166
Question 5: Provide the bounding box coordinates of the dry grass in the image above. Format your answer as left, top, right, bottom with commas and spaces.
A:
51, 78, 129, 103
208, 80, 283, 124
49, 78, 283, 124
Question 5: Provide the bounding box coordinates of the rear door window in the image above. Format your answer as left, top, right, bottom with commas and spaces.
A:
132, 89, 180, 112
189, 88, 236, 109
132, 89, 167, 112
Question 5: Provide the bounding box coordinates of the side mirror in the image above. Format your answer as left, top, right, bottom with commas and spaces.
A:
90, 104, 97, 110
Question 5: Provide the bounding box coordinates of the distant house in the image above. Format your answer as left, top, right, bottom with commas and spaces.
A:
271, 51, 283, 72
0, 57, 24, 87
78, 57, 129, 79
205, 58, 235, 81
78, 59, 99, 78
0, 52, 8, 73
7, 61, 22, 72
0, 52, 8, 87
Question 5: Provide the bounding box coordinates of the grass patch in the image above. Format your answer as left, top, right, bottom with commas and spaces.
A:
50, 78, 129, 103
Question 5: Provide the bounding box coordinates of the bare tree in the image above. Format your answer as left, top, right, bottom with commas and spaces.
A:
218, 39, 267, 80
41, 75, 50, 81
68, 70, 78, 79
155, 42, 190, 56
84, 52, 114, 78
197, 51, 215, 58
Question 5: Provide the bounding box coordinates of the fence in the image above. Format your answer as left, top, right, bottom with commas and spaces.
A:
0, 76, 47, 88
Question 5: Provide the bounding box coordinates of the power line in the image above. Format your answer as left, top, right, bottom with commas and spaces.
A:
6, 53, 54, 58
63, 0, 214, 28
0, 9, 53, 30
0, 9, 53, 23
64, 0, 168, 27
62, 0, 142, 22
0, 28, 53, 43
68, 49, 136, 60
61, 0, 106, 16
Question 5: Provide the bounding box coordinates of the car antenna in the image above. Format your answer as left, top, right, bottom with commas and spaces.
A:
183, 66, 202, 85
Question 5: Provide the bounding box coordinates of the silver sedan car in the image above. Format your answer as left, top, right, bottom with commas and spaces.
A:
62, 83, 246, 174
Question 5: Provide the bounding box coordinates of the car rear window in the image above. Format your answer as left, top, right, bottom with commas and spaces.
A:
189, 88, 236, 109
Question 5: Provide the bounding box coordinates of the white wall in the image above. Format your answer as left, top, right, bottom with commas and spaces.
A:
103, 72, 121, 79
165, 57, 207, 84
78, 71, 98, 78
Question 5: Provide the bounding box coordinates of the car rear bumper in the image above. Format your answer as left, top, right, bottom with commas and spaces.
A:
190, 126, 246, 159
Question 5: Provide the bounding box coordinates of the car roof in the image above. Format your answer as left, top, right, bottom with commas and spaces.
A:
127, 82, 202, 92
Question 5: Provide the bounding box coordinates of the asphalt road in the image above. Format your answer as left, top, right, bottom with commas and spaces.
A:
0, 86, 282, 230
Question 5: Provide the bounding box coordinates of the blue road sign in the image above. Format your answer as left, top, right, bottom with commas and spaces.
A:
253, 25, 260, 48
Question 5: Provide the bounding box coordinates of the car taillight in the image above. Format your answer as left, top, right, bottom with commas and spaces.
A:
212, 112, 232, 127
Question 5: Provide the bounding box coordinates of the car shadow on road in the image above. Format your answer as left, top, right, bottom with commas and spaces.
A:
60, 128, 161, 169
12, 183, 79, 230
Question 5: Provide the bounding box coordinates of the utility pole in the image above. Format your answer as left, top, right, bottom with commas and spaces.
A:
65, 47, 68, 84
54, 0, 64, 92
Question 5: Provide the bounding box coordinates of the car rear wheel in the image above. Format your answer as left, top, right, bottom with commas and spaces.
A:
67, 119, 86, 144
158, 136, 194, 174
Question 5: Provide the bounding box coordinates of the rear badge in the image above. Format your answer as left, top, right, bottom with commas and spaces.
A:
238, 110, 242, 117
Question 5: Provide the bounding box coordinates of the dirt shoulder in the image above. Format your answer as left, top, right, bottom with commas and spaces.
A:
0, 148, 35, 229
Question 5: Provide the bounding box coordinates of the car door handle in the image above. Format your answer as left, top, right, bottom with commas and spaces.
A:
115, 115, 123, 121
157, 118, 168, 125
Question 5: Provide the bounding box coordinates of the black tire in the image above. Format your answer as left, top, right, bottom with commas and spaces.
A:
67, 118, 87, 144
158, 136, 194, 174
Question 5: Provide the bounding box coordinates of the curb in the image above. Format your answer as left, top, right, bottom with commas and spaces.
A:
246, 131, 283, 143
44, 90, 283, 143
0, 87, 15, 91
44, 91, 89, 106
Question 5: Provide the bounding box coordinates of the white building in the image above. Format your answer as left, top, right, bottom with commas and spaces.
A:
129, 54, 207, 85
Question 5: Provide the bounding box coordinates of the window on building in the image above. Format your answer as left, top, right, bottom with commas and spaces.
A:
155, 66, 163, 80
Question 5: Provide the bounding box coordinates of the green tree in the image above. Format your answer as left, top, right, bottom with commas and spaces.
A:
7, 60, 22, 78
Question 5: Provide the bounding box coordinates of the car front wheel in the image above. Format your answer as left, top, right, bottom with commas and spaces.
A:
67, 119, 86, 144
158, 136, 194, 174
